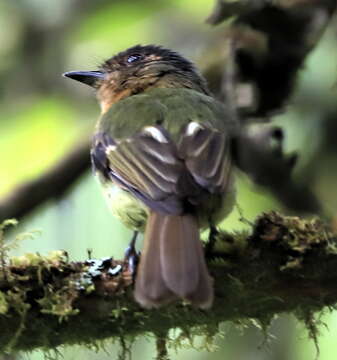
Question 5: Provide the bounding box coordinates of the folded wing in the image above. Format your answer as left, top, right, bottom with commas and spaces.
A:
91, 121, 231, 214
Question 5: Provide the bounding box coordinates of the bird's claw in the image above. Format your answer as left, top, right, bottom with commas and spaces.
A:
124, 231, 140, 278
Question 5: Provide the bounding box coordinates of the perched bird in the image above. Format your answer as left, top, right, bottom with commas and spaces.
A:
64, 45, 236, 309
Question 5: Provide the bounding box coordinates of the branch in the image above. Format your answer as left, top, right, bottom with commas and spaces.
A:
0, 212, 335, 354
232, 124, 322, 213
0, 140, 90, 223
206, 0, 337, 116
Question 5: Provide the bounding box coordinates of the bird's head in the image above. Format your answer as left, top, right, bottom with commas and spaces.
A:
63, 45, 209, 113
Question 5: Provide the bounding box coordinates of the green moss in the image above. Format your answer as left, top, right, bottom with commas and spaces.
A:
10, 250, 68, 268
4, 289, 31, 353
37, 286, 79, 321
294, 308, 325, 359
0, 292, 8, 314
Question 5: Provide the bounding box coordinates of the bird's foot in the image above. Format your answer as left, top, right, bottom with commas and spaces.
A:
206, 224, 219, 257
124, 231, 140, 278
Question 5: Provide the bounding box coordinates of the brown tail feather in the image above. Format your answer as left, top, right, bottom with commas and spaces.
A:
134, 212, 175, 308
134, 211, 213, 308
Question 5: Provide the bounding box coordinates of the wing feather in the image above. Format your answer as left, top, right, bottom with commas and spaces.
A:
178, 123, 232, 193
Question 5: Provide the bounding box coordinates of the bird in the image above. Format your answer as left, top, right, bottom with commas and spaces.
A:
63, 44, 236, 309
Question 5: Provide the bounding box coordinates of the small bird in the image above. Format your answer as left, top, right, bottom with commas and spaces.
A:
64, 45, 236, 309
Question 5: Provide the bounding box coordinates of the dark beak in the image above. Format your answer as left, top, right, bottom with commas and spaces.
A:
62, 70, 105, 87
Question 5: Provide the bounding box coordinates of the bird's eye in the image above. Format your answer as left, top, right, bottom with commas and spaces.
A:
127, 54, 142, 64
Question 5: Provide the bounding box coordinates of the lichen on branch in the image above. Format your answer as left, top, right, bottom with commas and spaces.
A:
0, 212, 335, 355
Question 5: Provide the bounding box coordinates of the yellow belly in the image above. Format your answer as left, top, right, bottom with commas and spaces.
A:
102, 184, 149, 231
101, 180, 236, 233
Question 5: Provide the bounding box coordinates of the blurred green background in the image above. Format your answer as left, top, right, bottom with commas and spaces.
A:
0, 1, 336, 359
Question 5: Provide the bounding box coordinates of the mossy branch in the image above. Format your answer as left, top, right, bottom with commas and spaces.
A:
0, 212, 336, 354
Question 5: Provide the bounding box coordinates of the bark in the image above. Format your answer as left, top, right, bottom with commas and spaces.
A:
0, 140, 90, 223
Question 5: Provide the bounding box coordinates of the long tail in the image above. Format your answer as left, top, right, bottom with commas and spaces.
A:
134, 211, 213, 308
